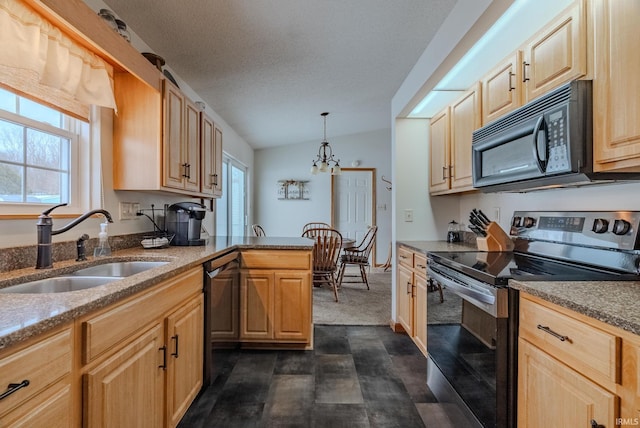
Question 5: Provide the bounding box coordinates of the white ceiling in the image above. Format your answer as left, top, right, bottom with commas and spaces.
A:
101, 0, 457, 149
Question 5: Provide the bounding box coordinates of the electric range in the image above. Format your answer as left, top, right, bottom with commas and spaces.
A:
425, 211, 640, 428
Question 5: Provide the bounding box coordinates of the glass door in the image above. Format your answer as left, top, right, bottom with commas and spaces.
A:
216, 156, 247, 236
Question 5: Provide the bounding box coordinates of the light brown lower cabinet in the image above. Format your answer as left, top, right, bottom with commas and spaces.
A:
395, 245, 428, 356
0, 326, 73, 427
81, 267, 203, 428
518, 293, 640, 428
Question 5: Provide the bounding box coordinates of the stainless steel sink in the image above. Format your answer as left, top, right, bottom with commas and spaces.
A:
70, 261, 169, 277
0, 276, 120, 294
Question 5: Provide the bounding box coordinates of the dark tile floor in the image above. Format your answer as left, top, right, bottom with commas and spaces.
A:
179, 325, 458, 428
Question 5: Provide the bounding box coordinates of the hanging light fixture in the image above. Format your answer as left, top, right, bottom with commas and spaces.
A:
310, 112, 341, 175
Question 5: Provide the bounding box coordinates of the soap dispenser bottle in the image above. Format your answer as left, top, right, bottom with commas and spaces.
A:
94, 222, 112, 257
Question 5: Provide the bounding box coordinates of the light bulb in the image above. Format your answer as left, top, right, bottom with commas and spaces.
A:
332, 164, 341, 175
310, 164, 318, 175
319, 161, 328, 172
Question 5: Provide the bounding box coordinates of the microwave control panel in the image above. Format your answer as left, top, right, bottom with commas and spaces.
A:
545, 107, 570, 173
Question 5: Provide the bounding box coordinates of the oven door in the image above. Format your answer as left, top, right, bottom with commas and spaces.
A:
427, 262, 510, 428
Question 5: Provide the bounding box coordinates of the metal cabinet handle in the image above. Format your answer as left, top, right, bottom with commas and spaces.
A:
159, 346, 167, 370
171, 334, 179, 358
213, 173, 218, 186
399, 255, 407, 260
522, 61, 530, 82
186, 163, 191, 179
416, 264, 426, 269
590, 419, 605, 428
508, 71, 515, 92
0, 380, 30, 401
406, 281, 412, 295
442, 166, 448, 179
537, 324, 569, 342
182, 163, 188, 178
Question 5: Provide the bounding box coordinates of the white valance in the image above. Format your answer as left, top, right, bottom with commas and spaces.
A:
0, 0, 117, 120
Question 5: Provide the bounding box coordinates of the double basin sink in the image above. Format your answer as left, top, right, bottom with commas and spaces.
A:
0, 261, 169, 294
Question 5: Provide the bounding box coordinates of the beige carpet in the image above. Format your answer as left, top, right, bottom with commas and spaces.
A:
313, 267, 391, 325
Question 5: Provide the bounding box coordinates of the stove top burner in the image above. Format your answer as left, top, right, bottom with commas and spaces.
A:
428, 251, 640, 286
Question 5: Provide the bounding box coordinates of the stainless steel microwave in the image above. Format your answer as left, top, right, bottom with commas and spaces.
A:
471, 80, 640, 192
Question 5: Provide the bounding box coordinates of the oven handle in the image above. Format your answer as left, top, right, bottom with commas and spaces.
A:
427, 266, 496, 305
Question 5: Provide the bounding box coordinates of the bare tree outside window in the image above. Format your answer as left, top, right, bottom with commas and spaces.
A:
0, 89, 73, 204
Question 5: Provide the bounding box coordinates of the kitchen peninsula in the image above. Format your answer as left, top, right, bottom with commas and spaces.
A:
0, 236, 313, 427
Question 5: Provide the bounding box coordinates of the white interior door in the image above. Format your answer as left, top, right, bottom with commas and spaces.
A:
332, 169, 375, 248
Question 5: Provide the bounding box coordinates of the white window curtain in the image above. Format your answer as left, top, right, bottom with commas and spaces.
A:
0, 0, 117, 120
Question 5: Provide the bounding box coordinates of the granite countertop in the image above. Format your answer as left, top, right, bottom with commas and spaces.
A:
509, 279, 640, 336
396, 240, 478, 254
0, 236, 313, 350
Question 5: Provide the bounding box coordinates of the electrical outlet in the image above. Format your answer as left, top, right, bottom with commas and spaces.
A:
404, 209, 414, 222
119, 202, 140, 220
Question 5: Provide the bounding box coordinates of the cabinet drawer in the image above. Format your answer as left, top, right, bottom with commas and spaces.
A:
413, 253, 428, 278
519, 297, 619, 383
240, 250, 311, 270
0, 328, 71, 416
82, 267, 202, 363
397, 247, 414, 269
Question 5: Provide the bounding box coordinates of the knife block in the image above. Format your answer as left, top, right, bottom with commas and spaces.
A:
476, 222, 515, 252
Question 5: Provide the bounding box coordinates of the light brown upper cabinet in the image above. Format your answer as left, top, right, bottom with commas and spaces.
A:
163, 80, 201, 193
481, 52, 523, 125
521, 0, 588, 103
429, 107, 450, 194
449, 83, 481, 192
429, 84, 480, 195
481, 0, 587, 124
201, 113, 223, 198
113, 74, 223, 199
592, 0, 640, 172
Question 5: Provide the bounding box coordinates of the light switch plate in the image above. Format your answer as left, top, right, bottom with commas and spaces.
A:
404, 209, 413, 222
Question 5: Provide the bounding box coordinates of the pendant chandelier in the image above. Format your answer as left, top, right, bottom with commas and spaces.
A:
310, 112, 341, 175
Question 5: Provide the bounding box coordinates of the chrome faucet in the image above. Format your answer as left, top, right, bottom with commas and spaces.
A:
36, 203, 114, 269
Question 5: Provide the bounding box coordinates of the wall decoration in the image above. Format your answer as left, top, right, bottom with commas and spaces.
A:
278, 180, 309, 200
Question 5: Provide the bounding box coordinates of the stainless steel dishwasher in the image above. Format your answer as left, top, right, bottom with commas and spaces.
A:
203, 251, 239, 386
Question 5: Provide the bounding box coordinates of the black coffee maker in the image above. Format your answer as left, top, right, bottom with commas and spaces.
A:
165, 202, 207, 246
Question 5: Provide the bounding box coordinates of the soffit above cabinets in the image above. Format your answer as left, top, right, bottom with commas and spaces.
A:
408, 0, 574, 119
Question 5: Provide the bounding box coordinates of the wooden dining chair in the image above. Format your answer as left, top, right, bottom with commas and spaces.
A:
302, 227, 342, 302
252, 224, 266, 237
337, 225, 378, 290
302, 222, 330, 236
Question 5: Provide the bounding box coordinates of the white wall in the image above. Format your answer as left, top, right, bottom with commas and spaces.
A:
394, 118, 460, 242
456, 182, 640, 233
254, 129, 392, 264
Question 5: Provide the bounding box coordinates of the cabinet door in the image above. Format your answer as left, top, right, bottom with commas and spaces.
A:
450, 84, 481, 192
184, 98, 201, 193
396, 264, 413, 335
202, 117, 223, 198
593, 0, 640, 171
273, 271, 311, 341
240, 272, 274, 340
518, 339, 617, 428
481, 52, 523, 124
166, 295, 203, 428
211, 270, 239, 341
523, 0, 587, 103
163, 81, 186, 190
0, 382, 71, 428
85, 323, 164, 428
212, 124, 223, 197
413, 273, 428, 356
429, 107, 451, 194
